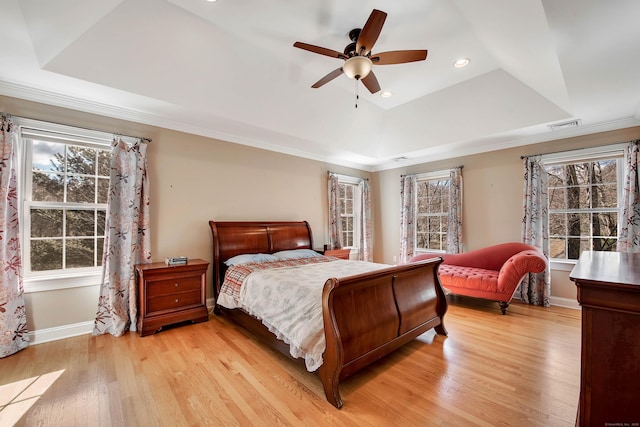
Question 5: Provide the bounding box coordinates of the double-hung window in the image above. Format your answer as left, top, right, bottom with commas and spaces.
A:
415, 171, 451, 252
334, 174, 362, 250
543, 144, 626, 262
17, 118, 112, 292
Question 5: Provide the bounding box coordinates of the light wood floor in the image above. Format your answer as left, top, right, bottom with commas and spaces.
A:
1, 297, 581, 426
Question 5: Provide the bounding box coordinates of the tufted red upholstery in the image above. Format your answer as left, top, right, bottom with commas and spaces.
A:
409, 243, 547, 314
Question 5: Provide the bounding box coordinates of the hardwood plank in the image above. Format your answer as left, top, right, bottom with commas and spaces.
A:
0, 297, 581, 426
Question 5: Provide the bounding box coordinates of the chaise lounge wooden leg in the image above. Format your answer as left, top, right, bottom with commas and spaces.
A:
498, 301, 509, 315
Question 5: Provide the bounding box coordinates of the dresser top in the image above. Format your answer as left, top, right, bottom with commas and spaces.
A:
570, 251, 640, 287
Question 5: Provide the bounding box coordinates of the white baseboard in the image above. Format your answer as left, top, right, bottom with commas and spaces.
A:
28, 321, 93, 345
550, 296, 580, 310
29, 299, 218, 345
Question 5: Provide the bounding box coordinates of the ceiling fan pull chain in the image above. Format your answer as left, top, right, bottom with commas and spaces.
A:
355, 79, 359, 109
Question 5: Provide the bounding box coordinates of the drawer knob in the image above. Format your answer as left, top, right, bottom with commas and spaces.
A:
175, 298, 179, 303
174, 283, 179, 287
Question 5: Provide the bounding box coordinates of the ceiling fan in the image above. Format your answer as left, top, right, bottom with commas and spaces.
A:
293, 9, 428, 94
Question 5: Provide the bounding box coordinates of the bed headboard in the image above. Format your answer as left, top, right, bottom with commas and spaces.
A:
208, 220, 314, 298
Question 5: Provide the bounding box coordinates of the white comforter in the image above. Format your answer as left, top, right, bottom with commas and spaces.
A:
217, 259, 390, 372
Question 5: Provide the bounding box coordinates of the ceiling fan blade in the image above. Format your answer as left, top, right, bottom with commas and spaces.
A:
356, 9, 387, 56
371, 50, 428, 65
361, 71, 381, 94
311, 67, 344, 88
293, 42, 347, 60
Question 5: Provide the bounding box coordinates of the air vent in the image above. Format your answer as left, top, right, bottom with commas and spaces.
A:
548, 119, 582, 131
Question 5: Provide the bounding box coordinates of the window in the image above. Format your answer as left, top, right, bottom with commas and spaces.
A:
17, 118, 112, 292
415, 172, 450, 252
544, 146, 625, 261
333, 174, 362, 249
338, 182, 356, 247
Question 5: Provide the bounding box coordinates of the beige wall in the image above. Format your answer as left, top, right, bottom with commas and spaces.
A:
4, 94, 640, 334
374, 127, 640, 303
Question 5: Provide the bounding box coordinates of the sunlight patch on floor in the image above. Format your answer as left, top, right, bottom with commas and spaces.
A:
0, 369, 65, 426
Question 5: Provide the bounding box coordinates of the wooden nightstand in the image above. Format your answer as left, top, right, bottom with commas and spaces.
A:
323, 248, 351, 260
136, 258, 209, 336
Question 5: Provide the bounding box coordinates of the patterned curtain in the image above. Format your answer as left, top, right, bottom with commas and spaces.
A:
520, 155, 550, 307
0, 114, 29, 357
446, 167, 463, 253
94, 136, 151, 336
399, 175, 417, 263
617, 140, 640, 252
358, 179, 372, 261
327, 173, 343, 250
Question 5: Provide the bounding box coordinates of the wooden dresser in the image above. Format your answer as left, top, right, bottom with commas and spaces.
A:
569, 251, 640, 426
136, 259, 209, 336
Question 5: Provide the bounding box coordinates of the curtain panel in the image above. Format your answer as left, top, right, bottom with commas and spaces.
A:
446, 167, 463, 253
358, 179, 372, 261
520, 155, 551, 307
0, 114, 29, 358
327, 173, 343, 250
399, 175, 417, 263
94, 136, 151, 337
617, 140, 640, 252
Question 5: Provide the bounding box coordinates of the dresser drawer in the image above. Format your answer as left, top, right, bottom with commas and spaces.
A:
148, 289, 202, 313
146, 276, 202, 297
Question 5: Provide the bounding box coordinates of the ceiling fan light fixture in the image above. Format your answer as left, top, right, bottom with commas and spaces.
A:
343, 56, 373, 80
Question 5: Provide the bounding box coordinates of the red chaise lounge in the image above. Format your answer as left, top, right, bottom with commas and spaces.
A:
410, 242, 547, 314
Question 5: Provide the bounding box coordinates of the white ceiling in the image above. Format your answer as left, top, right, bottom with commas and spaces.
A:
1, 0, 640, 171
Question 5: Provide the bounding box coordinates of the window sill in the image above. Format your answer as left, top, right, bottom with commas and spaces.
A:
550, 259, 577, 272
24, 270, 103, 293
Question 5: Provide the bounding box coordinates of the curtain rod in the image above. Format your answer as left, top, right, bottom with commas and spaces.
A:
327, 171, 369, 181
400, 165, 463, 178
520, 140, 637, 160
5, 113, 151, 143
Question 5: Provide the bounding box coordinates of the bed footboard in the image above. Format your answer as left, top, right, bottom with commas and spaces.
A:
318, 257, 447, 408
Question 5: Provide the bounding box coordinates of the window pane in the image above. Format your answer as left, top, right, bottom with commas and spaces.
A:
31, 209, 63, 237
550, 238, 566, 258
97, 210, 106, 235
32, 172, 64, 202
428, 217, 439, 234
98, 150, 110, 176
548, 187, 566, 210
592, 184, 617, 208
594, 238, 617, 252
98, 178, 110, 203
97, 237, 104, 264
66, 238, 95, 268
67, 175, 95, 203
547, 165, 565, 187
549, 213, 566, 236
32, 141, 64, 172
416, 233, 427, 249
595, 160, 617, 183
567, 237, 582, 259
31, 240, 62, 271
441, 216, 448, 234
593, 212, 617, 237
66, 210, 95, 236
67, 146, 96, 175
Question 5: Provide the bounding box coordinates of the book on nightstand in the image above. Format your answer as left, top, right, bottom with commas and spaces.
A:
165, 256, 188, 266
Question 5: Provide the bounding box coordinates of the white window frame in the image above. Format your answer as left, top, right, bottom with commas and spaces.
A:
542, 144, 627, 271
334, 174, 362, 251
16, 118, 113, 293
413, 169, 451, 255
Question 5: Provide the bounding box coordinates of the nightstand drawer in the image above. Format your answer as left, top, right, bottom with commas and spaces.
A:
148, 290, 202, 313
147, 276, 201, 297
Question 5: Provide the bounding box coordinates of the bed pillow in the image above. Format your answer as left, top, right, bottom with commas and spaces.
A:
272, 249, 321, 260
224, 253, 279, 267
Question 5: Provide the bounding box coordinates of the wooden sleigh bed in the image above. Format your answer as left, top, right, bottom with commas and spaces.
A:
209, 220, 448, 408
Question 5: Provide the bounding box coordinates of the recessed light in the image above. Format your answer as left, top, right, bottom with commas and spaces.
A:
205, 0, 216, 2
380, 91, 393, 98
453, 58, 470, 68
